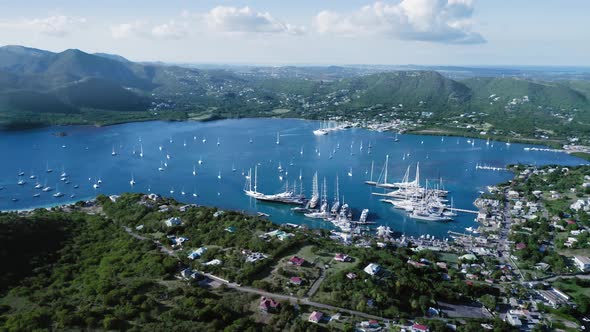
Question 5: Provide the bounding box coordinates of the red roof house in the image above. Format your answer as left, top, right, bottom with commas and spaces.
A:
309, 311, 324, 323
288, 256, 305, 266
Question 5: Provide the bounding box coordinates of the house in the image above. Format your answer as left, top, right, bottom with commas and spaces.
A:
187, 247, 207, 260
334, 253, 351, 262
363, 263, 381, 276
290, 277, 303, 286
165, 217, 182, 227
573, 255, 590, 272
346, 272, 357, 280
180, 268, 193, 279
308, 311, 323, 323
506, 313, 522, 327
259, 296, 280, 313
225, 226, 236, 233
173, 237, 189, 246
411, 323, 430, 332
515, 243, 527, 250
204, 259, 222, 266
288, 256, 305, 266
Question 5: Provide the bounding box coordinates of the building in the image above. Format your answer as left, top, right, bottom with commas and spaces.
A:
164, 217, 182, 227
506, 313, 522, 327
411, 323, 430, 332
290, 277, 303, 286
288, 256, 305, 266
308, 311, 323, 323
363, 263, 381, 276
187, 247, 207, 260
259, 297, 280, 313
573, 255, 590, 272
334, 253, 351, 262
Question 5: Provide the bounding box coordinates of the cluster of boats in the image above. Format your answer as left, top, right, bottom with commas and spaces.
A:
312, 120, 351, 136
367, 156, 456, 222
10, 166, 78, 201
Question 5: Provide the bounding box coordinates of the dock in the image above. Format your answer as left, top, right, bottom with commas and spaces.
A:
448, 207, 479, 214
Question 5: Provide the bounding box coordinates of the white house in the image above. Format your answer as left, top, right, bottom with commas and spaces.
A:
187, 247, 207, 260
363, 263, 381, 276
165, 217, 182, 227
574, 256, 590, 272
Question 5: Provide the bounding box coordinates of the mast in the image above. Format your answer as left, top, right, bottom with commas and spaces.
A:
384, 155, 389, 184
254, 165, 258, 192
415, 162, 420, 187
370, 161, 374, 182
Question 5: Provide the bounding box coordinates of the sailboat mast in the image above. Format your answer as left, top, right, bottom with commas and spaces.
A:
384, 155, 389, 184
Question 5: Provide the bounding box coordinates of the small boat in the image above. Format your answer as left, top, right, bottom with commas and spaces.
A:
158, 161, 165, 172
202, 137, 206, 143
139, 144, 144, 158
217, 138, 221, 146
11, 198, 18, 202
276, 132, 280, 145
192, 165, 197, 176
33, 193, 41, 198
18, 171, 25, 176
181, 187, 186, 196
111, 145, 117, 156
232, 163, 237, 172
29, 174, 36, 179
42, 186, 53, 192
159, 145, 163, 151
73, 185, 79, 189
183, 140, 187, 147
170, 187, 174, 194
169, 137, 173, 143
347, 168, 353, 177
166, 154, 171, 160
34, 183, 43, 189
198, 156, 203, 165
129, 175, 136, 186
249, 138, 253, 144
218, 171, 222, 180
17, 179, 26, 185
53, 192, 64, 198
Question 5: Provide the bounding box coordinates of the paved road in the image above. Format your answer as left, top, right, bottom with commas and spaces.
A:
122, 225, 397, 322
306, 267, 326, 298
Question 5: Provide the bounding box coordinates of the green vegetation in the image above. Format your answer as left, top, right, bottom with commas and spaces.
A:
2, 45, 590, 147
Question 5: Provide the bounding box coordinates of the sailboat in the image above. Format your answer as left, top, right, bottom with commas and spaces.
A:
198, 156, 203, 165
300, 146, 303, 155
46, 162, 53, 173
249, 138, 253, 144
111, 145, 117, 156
217, 138, 220, 146
181, 187, 186, 196
202, 137, 206, 143
183, 140, 187, 147
486, 137, 490, 146
375, 155, 396, 188
365, 161, 377, 185
53, 184, 64, 198
129, 174, 136, 186
169, 137, 173, 144
276, 132, 280, 145
192, 165, 197, 176
159, 145, 163, 151
139, 144, 144, 158
158, 161, 165, 172
347, 167, 353, 177
218, 171, 222, 180
232, 163, 237, 172
299, 169, 303, 181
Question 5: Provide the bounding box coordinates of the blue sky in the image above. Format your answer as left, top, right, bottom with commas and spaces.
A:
0, 0, 588, 66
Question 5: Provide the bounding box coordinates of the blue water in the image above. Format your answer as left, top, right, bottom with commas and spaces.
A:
0, 119, 585, 237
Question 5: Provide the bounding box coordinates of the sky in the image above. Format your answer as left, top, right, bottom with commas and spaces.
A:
0, 0, 588, 66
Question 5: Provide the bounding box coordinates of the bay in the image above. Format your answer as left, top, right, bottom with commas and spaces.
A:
0, 118, 585, 238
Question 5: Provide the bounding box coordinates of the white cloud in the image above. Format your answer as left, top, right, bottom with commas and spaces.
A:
313, 0, 485, 44
111, 20, 188, 40
110, 21, 146, 39
151, 20, 188, 39
0, 15, 86, 37
206, 6, 305, 35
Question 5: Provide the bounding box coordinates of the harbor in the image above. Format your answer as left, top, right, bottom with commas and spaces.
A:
0, 118, 586, 238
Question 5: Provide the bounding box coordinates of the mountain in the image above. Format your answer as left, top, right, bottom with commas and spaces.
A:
462, 77, 588, 110
93, 52, 131, 63
340, 71, 472, 110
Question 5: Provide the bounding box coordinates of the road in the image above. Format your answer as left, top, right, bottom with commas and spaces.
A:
306, 267, 326, 298
123, 225, 398, 322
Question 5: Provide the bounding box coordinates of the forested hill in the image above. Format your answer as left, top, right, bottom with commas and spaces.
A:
1, 45, 589, 142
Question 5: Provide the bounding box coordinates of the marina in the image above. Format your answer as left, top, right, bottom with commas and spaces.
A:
0, 118, 586, 238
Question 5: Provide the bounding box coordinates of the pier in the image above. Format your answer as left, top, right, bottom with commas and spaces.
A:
447, 207, 479, 214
